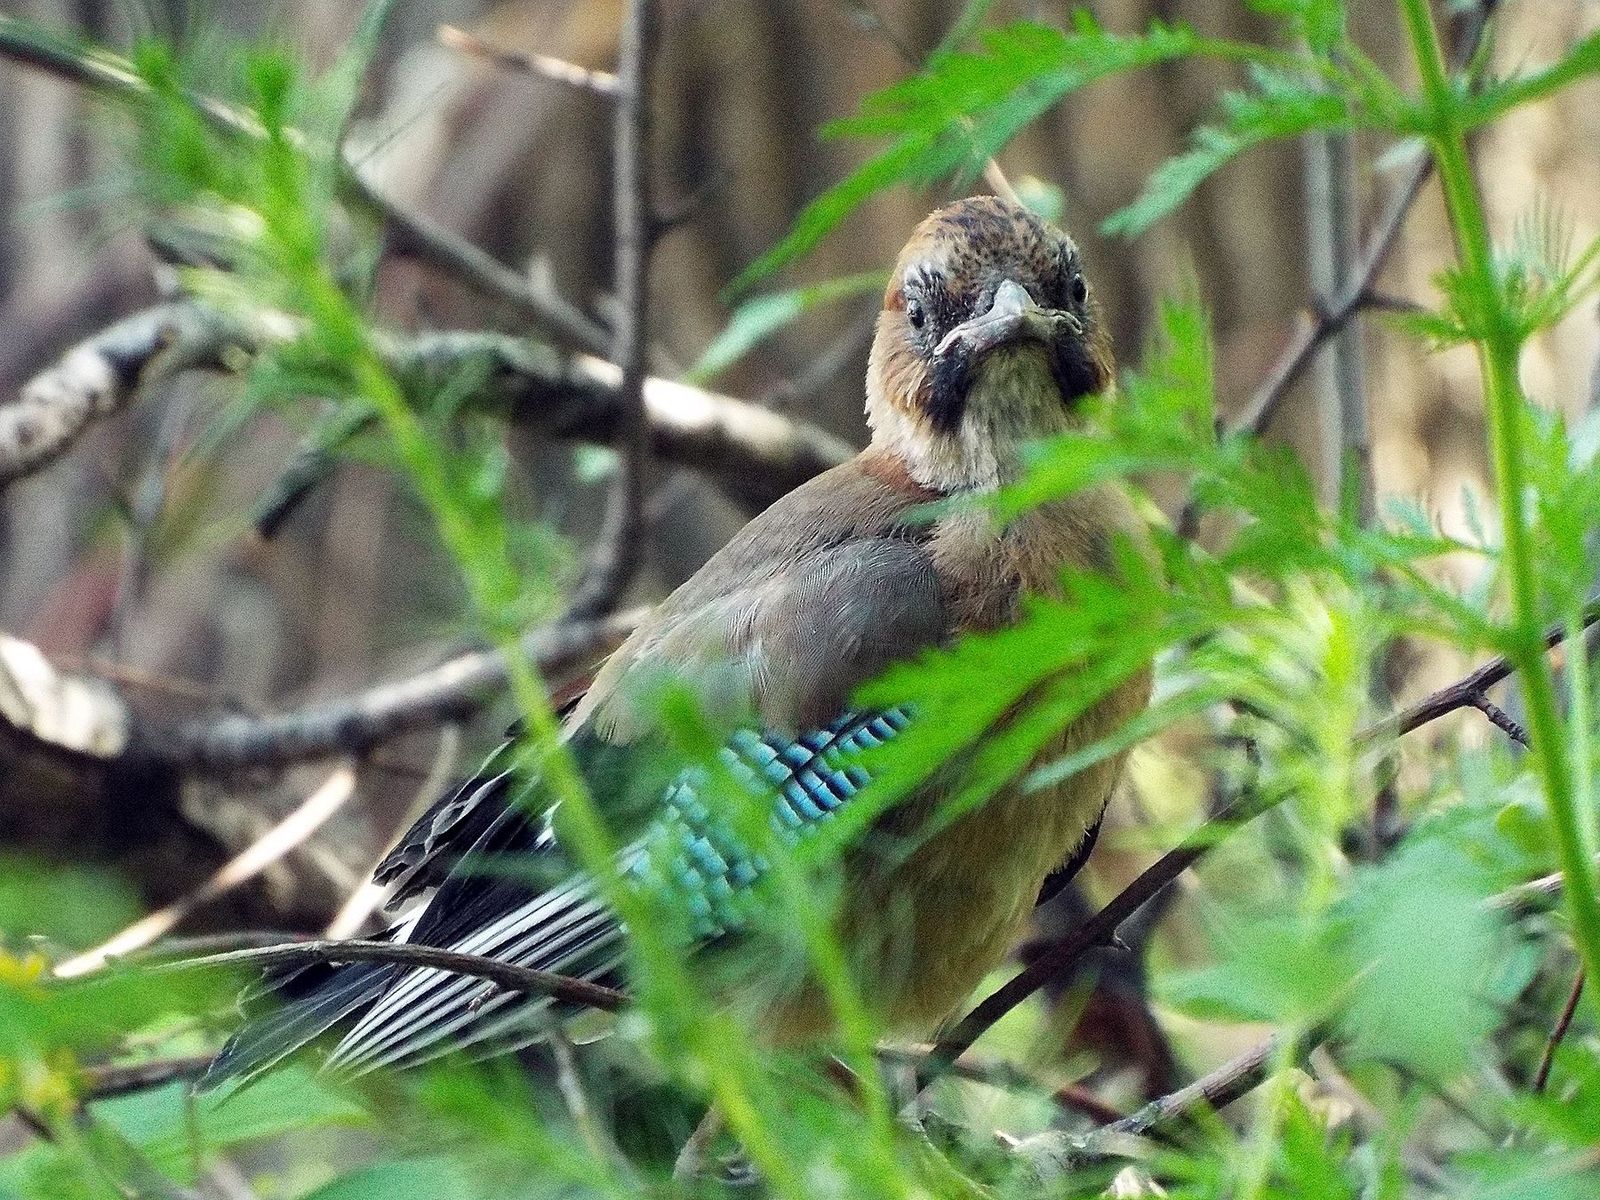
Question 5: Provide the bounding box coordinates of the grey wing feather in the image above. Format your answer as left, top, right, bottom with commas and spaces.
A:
204, 465, 952, 1087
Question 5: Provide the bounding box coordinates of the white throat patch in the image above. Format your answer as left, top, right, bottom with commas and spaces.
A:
868, 347, 1074, 493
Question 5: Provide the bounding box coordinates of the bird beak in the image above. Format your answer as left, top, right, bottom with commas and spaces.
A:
935, 279, 1080, 362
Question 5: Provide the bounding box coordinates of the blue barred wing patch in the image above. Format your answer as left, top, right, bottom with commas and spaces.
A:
321, 706, 910, 1074
634, 707, 910, 939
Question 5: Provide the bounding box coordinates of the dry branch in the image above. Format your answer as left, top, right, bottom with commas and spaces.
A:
1007, 1035, 1286, 1176
437, 25, 620, 96
154, 608, 642, 772
1176, 0, 1496, 537
55, 765, 360, 977
169, 938, 628, 1013
567, 0, 657, 619
0, 607, 638, 776
0, 304, 229, 488
80, 1055, 215, 1102
0, 302, 850, 504
1533, 970, 1584, 1094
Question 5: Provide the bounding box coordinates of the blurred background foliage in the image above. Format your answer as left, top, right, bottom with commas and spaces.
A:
2, 0, 1600, 1197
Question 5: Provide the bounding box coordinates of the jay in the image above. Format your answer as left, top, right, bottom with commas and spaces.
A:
205, 195, 1151, 1087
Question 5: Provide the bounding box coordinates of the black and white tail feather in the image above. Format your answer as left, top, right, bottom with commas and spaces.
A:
200, 708, 910, 1094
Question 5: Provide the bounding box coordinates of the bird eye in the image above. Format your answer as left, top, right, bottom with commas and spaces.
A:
1069, 274, 1088, 305
907, 298, 926, 329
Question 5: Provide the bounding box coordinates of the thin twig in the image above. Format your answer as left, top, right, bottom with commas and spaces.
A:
163, 938, 627, 1012
1487, 852, 1600, 914
54, 766, 360, 977
1533, 970, 1584, 1094
118, 931, 312, 958
80, 1055, 214, 1102
923, 804, 1240, 1085
157, 610, 640, 771
1103, 1035, 1280, 1139
1234, 169, 1419, 443
878, 1045, 1129, 1125
673, 1104, 724, 1182
1467, 690, 1530, 747
1358, 600, 1600, 747
549, 1029, 618, 1164
437, 24, 621, 96
926, 602, 1600, 1080
568, 0, 657, 619
1005, 1036, 1287, 1174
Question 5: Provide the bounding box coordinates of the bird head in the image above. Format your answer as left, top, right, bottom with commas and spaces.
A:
866, 195, 1113, 492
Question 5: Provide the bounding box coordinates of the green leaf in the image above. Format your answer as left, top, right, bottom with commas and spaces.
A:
1336, 836, 1507, 1079
299, 1158, 469, 1200
1460, 29, 1600, 130
1104, 65, 1352, 238
1248, 0, 1347, 52
687, 270, 886, 383
95, 1069, 369, 1181
1159, 909, 1348, 1024
733, 17, 1272, 291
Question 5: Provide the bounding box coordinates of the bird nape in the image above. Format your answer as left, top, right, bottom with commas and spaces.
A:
201, 194, 1153, 1093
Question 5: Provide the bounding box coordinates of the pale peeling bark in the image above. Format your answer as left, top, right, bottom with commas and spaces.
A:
0, 632, 129, 758
0, 303, 232, 487
0, 303, 852, 506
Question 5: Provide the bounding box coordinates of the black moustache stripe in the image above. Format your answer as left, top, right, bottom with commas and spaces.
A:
927, 346, 973, 434
1052, 340, 1103, 404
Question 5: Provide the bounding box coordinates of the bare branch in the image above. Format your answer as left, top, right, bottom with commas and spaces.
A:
879, 1044, 1130, 1126
1533, 970, 1584, 1094
1227, 163, 1426, 446
80, 1055, 214, 1102
1005, 1036, 1286, 1175
156, 609, 641, 772
568, 0, 658, 619
437, 24, 620, 96
166, 938, 627, 1013
0, 303, 229, 488
4, 298, 851, 510
1177, 0, 1496, 537
0, 606, 637, 777
1466, 690, 1530, 747
1100, 1036, 1280, 1140
1358, 600, 1600, 747
253, 332, 853, 530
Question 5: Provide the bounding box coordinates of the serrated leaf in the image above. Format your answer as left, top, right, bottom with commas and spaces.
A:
1104, 69, 1351, 238
733, 17, 1271, 291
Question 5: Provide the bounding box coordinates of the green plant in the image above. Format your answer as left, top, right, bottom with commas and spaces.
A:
3, 1, 1600, 1197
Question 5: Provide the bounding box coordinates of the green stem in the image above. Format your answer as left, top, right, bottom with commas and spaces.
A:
1399, 0, 1600, 1016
